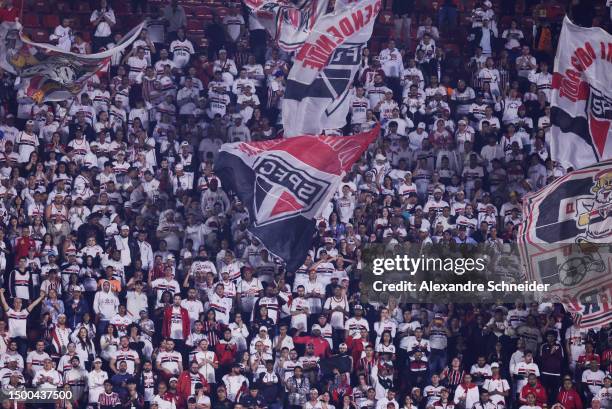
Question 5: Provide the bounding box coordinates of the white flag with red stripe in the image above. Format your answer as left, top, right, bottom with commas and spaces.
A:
550, 17, 612, 170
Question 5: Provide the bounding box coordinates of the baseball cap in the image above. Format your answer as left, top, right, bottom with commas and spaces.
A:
417, 122, 426, 129
491, 362, 499, 368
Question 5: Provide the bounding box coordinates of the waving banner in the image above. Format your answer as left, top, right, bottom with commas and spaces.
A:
282, 0, 381, 136
215, 126, 378, 272
245, 0, 329, 51
518, 159, 612, 329
0, 21, 21, 74
550, 17, 612, 170
2, 21, 145, 102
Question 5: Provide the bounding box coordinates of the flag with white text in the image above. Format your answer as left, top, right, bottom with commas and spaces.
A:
282, 0, 381, 136
551, 17, 612, 170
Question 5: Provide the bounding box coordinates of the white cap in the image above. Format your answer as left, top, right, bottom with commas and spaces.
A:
417, 122, 426, 129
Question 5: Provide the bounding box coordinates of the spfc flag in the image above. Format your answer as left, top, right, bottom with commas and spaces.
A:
214, 126, 378, 272
282, 0, 381, 136
244, 0, 329, 51
518, 160, 612, 328
550, 17, 612, 170
3, 21, 144, 102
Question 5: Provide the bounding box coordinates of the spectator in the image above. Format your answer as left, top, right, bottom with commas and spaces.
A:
90, 0, 116, 52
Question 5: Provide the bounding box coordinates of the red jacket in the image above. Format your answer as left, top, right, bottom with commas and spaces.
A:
521, 382, 547, 406
293, 335, 331, 358
557, 388, 583, 409
176, 370, 209, 406
162, 305, 191, 341
0, 6, 19, 22
215, 340, 238, 367
14, 236, 35, 261
346, 335, 371, 369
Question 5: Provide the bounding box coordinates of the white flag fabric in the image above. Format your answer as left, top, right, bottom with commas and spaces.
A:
2, 21, 145, 102
517, 159, 612, 329
550, 17, 612, 170
244, 0, 329, 51
282, 0, 381, 136
0, 21, 22, 74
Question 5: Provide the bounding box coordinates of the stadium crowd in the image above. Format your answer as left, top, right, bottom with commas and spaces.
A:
0, 0, 609, 408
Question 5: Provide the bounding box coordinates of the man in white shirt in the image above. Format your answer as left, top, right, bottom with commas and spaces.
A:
90, 0, 116, 51
221, 364, 249, 402
50, 17, 73, 51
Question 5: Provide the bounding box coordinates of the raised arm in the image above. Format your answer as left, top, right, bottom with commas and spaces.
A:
27, 291, 46, 313
0, 289, 9, 312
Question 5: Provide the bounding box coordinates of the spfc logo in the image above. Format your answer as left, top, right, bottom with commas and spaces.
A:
252, 154, 331, 227
587, 86, 612, 159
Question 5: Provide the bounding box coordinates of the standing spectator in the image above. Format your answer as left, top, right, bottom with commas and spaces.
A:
162, 0, 187, 43
379, 40, 404, 102
90, 0, 116, 52
50, 17, 73, 52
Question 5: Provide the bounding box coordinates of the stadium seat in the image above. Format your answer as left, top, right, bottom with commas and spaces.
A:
42, 14, 60, 29
56, 1, 71, 12
499, 15, 513, 30
33, 0, 51, 13
187, 19, 205, 34
114, 2, 130, 15
30, 29, 49, 43
194, 6, 212, 17
22, 14, 40, 28
76, 2, 91, 13
182, 6, 195, 16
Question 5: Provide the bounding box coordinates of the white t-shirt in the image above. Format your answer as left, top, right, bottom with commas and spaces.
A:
6, 308, 28, 338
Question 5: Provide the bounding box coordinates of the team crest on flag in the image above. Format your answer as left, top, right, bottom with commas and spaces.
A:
215, 126, 378, 272
550, 17, 612, 169
587, 86, 612, 158
252, 153, 332, 226
0, 21, 145, 102
518, 160, 612, 328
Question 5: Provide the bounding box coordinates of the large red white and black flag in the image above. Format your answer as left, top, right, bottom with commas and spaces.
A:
551, 17, 612, 170
518, 160, 612, 329
214, 126, 378, 272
